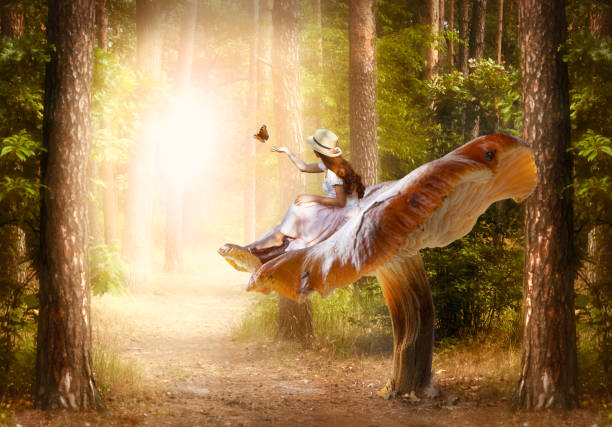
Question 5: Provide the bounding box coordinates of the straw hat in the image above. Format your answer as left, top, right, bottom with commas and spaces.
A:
306, 129, 342, 157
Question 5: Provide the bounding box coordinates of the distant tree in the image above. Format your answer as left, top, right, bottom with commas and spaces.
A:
515, 0, 578, 410
465, 0, 487, 139
349, 0, 377, 186
0, 3, 24, 37
95, 0, 119, 246
36, 0, 103, 410
449, 0, 455, 68
244, 0, 259, 243
496, 0, 504, 64
123, 0, 162, 285
423, 0, 440, 80
457, 0, 469, 75
273, 0, 313, 340
0, 2, 26, 295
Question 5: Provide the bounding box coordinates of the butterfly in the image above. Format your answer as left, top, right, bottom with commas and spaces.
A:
253, 124, 269, 143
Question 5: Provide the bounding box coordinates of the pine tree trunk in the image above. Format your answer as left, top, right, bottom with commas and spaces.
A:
255, 0, 273, 236
376, 250, 435, 396
1, 6, 24, 37
95, 0, 119, 245
515, 0, 578, 410
87, 159, 100, 244
244, 0, 259, 243
496, 0, 504, 64
273, 0, 312, 341
349, 0, 377, 186
423, 0, 440, 80
123, 0, 162, 285
457, 0, 469, 75
465, 0, 487, 140
37, 0, 103, 411
449, 0, 455, 68
0, 4, 27, 290
312, 0, 323, 128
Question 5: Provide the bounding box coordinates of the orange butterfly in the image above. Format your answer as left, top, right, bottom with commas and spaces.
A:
253, 124, 269, 143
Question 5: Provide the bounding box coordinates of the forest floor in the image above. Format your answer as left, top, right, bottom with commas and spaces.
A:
9, 247, 608, 426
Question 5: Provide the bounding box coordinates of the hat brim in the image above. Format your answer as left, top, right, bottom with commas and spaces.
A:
306, 136, 342, 157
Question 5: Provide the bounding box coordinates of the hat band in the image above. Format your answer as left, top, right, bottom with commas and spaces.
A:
313, 135, 334, 150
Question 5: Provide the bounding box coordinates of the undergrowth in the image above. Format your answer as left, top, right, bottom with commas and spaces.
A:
233, 279, 392, 357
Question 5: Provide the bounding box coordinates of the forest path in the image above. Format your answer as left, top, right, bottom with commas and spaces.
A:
15, 247, 601, 426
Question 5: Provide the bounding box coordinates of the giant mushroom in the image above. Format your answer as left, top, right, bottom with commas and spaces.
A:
221, 134, 537, 396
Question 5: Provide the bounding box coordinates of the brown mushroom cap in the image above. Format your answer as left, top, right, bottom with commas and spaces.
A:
247, 134, 537, 302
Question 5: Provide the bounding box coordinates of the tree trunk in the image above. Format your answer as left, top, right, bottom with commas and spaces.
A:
349, 0, 377, 186
123, 0, 162, 285
272, 0, 312, 341
376, 250, 435, 396
37, 0, 103, 411
423, 0, 440, 80
515, 0, 578, 410
256, 0, 273, 236
465, 0, 487, 140
449, 0, 455, 68
95, 0, 119, 245
312, 0, 323, 128
0, 3, 27, 289
457, 0, 469, 75
1, 5, 24, 37
496, 0, 504, 64
244, 0, 259, 243
164, 0, 197, 272
87, 159, 100, 244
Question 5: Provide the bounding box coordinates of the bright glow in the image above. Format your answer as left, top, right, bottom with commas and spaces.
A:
159, 89, 218, 188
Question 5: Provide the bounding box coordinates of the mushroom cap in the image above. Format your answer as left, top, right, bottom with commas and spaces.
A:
248, 134, 537, 302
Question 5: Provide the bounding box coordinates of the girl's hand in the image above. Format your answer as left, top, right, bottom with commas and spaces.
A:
295, 194, 315, 206
271, 146, 290, 154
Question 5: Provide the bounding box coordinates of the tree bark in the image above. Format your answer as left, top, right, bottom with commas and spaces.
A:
376, 250, 435, 395
1, 5, 24, 37
457, 0, 469, 75
37, 0, 103, 411
123, 0, 162, 285
272, 0, 312, 341
465, 0, 487, 140
449, 0, 455, 68
423, 0, 440, 80
0, 3, 27, 290
244, 0, 259, 243
496, 0, 504, 64
515, 0, 578, 410
349, 0, 377, 186
164, 0, 197, 272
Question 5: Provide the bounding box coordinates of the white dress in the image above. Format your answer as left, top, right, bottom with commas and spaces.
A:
275, 162, 359, 251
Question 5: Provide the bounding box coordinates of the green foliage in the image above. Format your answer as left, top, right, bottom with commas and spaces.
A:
90, 244, 129, 296
424, 204, 525, 339
566, 0, 612, 385
429, 58, 522, 138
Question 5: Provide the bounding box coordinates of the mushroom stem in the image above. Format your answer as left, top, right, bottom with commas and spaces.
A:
376, 250, 434, 395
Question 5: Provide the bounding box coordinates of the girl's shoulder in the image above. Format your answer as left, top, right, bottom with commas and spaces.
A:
317, 161, 326, 172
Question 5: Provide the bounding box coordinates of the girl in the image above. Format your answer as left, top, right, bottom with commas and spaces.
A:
219, 129, 365, 269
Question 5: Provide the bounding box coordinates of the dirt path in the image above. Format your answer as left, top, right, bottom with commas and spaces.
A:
13, 249, 604, 426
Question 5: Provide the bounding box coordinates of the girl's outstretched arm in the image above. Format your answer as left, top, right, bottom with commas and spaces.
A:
271, 146, 322, 173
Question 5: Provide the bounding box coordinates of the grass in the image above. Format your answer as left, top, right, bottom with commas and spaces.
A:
232, 280, 393, 357
91, 295, 149, 400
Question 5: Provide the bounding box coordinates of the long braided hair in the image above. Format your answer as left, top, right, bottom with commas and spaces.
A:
316, 152, 366, 199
